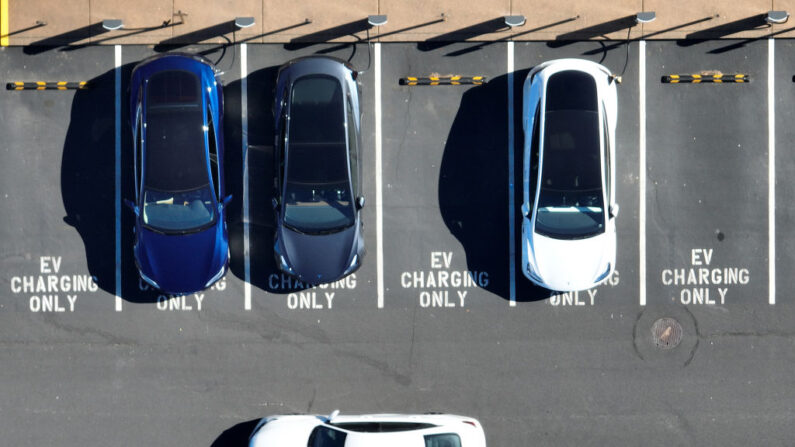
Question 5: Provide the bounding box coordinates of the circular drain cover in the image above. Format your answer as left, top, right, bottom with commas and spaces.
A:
651, 318, 683, 349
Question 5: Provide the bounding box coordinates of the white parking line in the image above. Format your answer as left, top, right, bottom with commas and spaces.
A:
115, 45, 122, 312
507, 41, 516, 307
639, 40, 647, 307
375, 42, 384, 309
768, 38, 776, 306
242, 43, 252, 310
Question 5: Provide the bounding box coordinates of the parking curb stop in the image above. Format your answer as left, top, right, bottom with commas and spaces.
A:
399, 75, 486, 86
6, 81, 90, 90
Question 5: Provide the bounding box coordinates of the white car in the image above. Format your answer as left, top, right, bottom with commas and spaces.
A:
521, 59, 619, 292
248, 410, 487, 447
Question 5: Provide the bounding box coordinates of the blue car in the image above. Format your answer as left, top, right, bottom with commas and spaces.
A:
126, 53, 230, 295
272, 56, 365, 284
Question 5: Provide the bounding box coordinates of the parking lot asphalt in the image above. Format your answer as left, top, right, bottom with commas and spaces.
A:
1, 40, 795, 446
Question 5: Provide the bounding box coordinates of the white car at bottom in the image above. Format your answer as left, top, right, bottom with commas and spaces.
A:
248, 410, 486, 447
521, 58, 619, 292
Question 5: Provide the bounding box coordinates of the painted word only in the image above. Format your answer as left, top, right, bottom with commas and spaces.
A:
277, 274, 356, 310
547, 270, 620, 307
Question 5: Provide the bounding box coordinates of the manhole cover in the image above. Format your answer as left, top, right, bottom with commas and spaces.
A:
651, 317, 683, 349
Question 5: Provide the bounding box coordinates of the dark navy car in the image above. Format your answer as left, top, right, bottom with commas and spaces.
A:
273, 56, 365, 284
126, 53, 230, 295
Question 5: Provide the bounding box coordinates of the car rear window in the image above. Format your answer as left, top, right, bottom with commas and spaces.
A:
147, 70, 200, 106
545, 70, 597, 112
289, 75, 344, 144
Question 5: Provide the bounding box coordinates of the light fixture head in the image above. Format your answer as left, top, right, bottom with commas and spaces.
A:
234, 17, 256, 28
766, 11, 789, 24
504, 15, 526, 28
102, 19, 124, 31
635, 12, 656, 24
368, 15, 388, 27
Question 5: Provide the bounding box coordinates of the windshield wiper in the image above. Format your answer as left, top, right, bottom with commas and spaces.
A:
311, 223, 353, 235
283, 222, 308, 235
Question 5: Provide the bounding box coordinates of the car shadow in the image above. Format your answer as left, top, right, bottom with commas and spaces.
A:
61, 64, 133, 300
437, 70, 551, 303
210, 418, 260, 447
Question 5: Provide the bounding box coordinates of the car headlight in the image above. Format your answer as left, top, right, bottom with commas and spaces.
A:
525, 263, 542, 283
274, 237, 296, 275
595, 263, 612, 283
343, 254, 359, 276
279, 255, 295, 274
204, 264, 226, 288
139, 269, 161, 290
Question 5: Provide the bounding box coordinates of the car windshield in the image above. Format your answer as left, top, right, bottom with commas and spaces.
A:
283, 75, 354, 234
308, 425, 347, 447
142, 186, 215, 232
424, 433, 462, 447
535, 74, 605, 240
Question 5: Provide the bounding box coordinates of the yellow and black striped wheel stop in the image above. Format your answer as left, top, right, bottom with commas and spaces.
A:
662, 74, 749, 84
6, 81, 90, 90
399, 75, 487, 86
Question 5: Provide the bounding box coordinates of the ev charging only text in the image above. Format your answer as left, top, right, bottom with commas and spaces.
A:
660, 248, 750, 305
10, 256, 98, 312
400, 252, 489, 308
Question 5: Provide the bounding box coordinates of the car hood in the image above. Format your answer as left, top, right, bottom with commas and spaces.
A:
137, 224, 226, 294
530, 231, 613, 292
279, 224, 357, 284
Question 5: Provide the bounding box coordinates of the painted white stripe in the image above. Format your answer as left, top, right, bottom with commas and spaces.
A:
768, 38, 776, 305
375, 43, 384, 308
242, 43, 252, 310
507, 41, 516, 307
115, 45, 123, 312
639, 40, 646, 307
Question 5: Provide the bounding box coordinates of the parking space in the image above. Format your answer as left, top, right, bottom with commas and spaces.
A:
645, 40, 768, 320
243, 43, 379, 313
3, 39, 795, 445
0, 46, 116, 317
775, 39, 795, 313
380, 42, 508, 309
118, 45, 248, 313
512, 41, 639, 308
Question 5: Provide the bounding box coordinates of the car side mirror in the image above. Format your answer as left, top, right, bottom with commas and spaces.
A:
355, 196, 365, 210
520, 203, 530, 218
218, 195, 233, 212
124, 199, 139, 216
609, 204, 620, 218
272, 197, 279, 210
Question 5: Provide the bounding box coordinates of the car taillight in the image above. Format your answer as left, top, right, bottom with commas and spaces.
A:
462, 420, 477, 427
